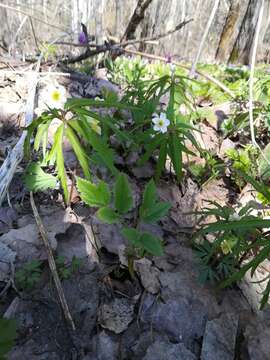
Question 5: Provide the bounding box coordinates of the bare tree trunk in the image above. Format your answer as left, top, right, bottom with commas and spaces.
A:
216, 0, 250, 63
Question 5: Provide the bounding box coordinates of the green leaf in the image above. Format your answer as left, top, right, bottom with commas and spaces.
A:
168, 132, 182, 182
139, 179, 171, 223
96, 207, 120, 224
23, 163, 57, 192
76, 177, 111, 207
121, 227, 141, 247
199, 218, 270, 235
34, 123, 49, 158
238, 171, 270, 202
66, 97, 140, 111
140, 202, 171, 223
66, 125, 91, 180
54, 124, 68, 203
114, 173, 133, 214
141, 179, 157, 211
138, 134, 164, 166
69, 118, 118, 176
139, 232, 164, 256
155, 138, 167, 181
0, 318, 16, 358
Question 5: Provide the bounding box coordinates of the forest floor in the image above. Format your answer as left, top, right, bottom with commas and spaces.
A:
0, 64, 270, 360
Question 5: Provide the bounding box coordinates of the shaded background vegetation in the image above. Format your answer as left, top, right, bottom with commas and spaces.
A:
1, 0, 270, 64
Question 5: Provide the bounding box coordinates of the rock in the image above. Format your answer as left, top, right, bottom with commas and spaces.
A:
0, 242, 16, 281
118, 244, 128, 267
244, 321, 270, 360
195, 122, 219, 152
1, 224, 46, 263
157, 179, 199, 231
134, 258, 160, 294
139, 223, 164, 239
62, 271, 100, 340
198, 178, 230, 210
125, 152, 139, 165
219, 138, 235, 159
91, 331, 118, 360
132, 163, 155, 179
238, 260, 270, 312
0, 207, 18, 234
92, 220, 127, 254
1, 207, 75, 263
56, 223, 97, 264
143, 338, 196, 360
99, 298, 134, 334
201, 313, 238, 360
8, 339, 60, 360
140, 295, 207, 351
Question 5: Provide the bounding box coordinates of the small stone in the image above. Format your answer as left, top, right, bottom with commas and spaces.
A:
91, 331, 118, 360
99, 298, 134, 334
0, 242, 16, 281
201, 313, 238, 360
140, 295, 207, 351
219, 138, 235, 159
245, 321, 270, 360
143, 338, 196, 360
134, 258, 160, 294
132, 163, 155, 179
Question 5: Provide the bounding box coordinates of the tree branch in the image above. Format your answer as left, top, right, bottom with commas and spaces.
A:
121, 0, 154, 41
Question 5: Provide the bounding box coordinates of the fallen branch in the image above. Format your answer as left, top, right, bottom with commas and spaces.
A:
62, 19, 192, 65
123, 48, 236, 98
30, 192, 76, 331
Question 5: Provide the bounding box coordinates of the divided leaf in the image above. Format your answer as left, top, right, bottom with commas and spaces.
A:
114, 173, 133, 214
139, 232, 164, 256
139, 179, 171, 223
96, 207, 120, 224
66, 125, 91, 180
121, 227, 141, 247
77, 177, 111, 207
54, 124, 69, 203
121, 228, 164, 256
23, 163, 57, 192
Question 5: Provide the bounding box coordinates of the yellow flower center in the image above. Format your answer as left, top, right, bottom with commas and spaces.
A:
51, 90, 61, 102
158, 120, 164, 126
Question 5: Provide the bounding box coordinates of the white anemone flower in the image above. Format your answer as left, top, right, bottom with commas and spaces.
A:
152, 112, 170, 134
45, 84, 66, 109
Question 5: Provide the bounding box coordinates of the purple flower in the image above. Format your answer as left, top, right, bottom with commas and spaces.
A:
78, 31, 87, 44
165, 53, 172, 63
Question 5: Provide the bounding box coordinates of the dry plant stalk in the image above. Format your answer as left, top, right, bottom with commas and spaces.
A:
30, 192, 76, 331
249, 0, 264, 146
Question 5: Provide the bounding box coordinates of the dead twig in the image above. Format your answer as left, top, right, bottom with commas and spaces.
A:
30, 192, 76, 331
29, 16, 39, 52
62, 19, 192, 65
